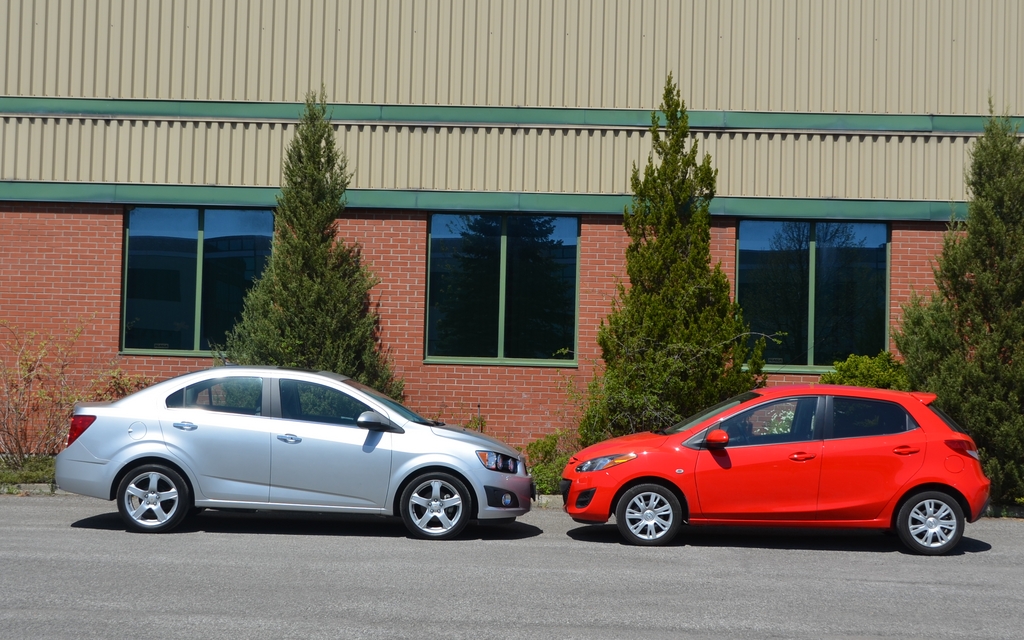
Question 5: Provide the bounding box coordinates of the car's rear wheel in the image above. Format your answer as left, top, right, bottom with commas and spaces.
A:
615, 484, 683, 546
896, 491, 964, 555
116, 464, 190, 533
400, 472, 470, 540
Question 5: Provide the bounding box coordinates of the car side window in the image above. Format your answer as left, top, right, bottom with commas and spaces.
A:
165, 377, 263, 416
831, 397, 912, 438
279, 379, 371, 426
718, 397, 818, 446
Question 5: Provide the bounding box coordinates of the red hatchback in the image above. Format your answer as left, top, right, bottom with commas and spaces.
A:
560, 385, 990, 555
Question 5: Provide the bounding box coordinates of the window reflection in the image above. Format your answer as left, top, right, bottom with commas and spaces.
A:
201, 210, 274, 349
504, 216, 577, 359
428, 214, 502, 357
814, 223, 887, 365
124, 209, 199, 350
738, 221, 810, 365
123, 207, 273, 352
738, 220, 887, 367
427, 214, 578, 360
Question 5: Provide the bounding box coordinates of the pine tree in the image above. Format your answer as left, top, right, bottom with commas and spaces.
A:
580, 75, 765, 445
895, 108, 1024, 504
224, 89, 403, 399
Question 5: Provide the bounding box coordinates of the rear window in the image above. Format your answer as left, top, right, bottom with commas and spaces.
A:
831, 397, 912, 438
928, 405, 968, 434
166, 377, 263, 416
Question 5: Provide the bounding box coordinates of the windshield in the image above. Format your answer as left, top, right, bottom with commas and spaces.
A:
661, 391, 761, 435
342, 379, 433, 425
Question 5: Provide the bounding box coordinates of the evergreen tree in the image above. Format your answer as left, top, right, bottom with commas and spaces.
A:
895, 108, 1024, 504
224, 89, 403, 399
580, 75, 765, 445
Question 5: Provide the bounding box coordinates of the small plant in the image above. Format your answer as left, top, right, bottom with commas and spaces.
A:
819, 351, 909, 390
526, 429, 578, 495
0, 320, 154, 470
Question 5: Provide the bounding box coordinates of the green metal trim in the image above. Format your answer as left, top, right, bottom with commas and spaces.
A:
120, 349, 214, 358
422, 356, 578, 368
0, 181, 970, 221
807, 226, 817, 367
497, 217, 509, 358
3, 96, 1020, 133
761, 365, 835, 376
193, 211, 206, 351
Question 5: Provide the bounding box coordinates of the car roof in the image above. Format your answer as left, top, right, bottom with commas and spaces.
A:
752, 384, 937, 405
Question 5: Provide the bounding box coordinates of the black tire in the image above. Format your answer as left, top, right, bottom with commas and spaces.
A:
116, 464, 190, 533
400, 472, 471, 540
896, 491, 965, 555
615, 484, 683, 546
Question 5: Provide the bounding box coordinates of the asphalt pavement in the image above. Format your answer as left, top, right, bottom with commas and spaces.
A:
1, 494, 1022, 639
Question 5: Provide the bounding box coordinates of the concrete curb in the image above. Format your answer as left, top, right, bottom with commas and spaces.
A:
0, 483, 71, 496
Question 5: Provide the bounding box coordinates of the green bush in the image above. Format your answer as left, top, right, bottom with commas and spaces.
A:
0, 455, 55, 485
895, 109, 1024, 505
526, 430, 576, 495
819, 351, 909, 390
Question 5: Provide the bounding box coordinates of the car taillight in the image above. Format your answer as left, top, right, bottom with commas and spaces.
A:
945, 438, 980, 460
67, 415, 96, 447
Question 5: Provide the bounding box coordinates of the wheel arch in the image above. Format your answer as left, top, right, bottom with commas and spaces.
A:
890, 483, 971, 529
391, 465, 478, 520
109, 456, 196, 507
610, 477, 690, 522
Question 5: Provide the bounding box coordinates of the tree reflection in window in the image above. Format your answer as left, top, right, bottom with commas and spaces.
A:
428, 214, 578, 360
738, 221, 886, 366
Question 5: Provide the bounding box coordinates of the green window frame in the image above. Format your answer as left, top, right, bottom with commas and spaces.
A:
736, 220, 890, 371
425, 213, 580, 366
121, 206, 273, 355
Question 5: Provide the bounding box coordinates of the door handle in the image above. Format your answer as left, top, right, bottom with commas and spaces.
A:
893, 445, 920, 455
789, 452, 816, 462
277, 434, 302, 444
172, 422, 197, 431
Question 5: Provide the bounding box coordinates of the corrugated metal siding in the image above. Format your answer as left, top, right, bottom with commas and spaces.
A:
0, 116, 976, 201
2, 0, 1021, 114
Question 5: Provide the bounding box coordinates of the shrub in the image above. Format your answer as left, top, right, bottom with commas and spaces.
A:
0, 320, 153, 469
526, 429, 578, 495
819, 351, 909, 390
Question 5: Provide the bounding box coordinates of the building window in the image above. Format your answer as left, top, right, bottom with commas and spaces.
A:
427, 213, 579, 363
737, 220, 888, 367
123, 207, 273, 352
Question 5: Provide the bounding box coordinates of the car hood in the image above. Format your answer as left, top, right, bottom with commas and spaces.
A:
570, 431, 669, 462
430, 425, 521, 458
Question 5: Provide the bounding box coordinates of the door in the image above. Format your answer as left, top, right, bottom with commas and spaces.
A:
694, 397, 823, 520
269, 378, 393, 508
159, 376, 272, 502
816, 396, 926, 521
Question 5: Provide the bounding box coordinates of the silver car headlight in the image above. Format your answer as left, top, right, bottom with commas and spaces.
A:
476, 451, 519, 473
575, 452, 637, 473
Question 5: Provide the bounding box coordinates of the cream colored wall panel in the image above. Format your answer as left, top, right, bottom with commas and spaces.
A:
0, 116, 985, 203
5, 0, 1022, 113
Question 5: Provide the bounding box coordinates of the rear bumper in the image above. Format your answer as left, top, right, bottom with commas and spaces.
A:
54, 455, 112, 500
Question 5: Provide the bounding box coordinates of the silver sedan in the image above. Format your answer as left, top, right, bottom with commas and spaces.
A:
56, 367, 533, 539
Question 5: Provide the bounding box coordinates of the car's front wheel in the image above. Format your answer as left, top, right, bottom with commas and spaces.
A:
615, 484, 683, 546
400, 472, 471, 540
116, 464, 190, 533
896, 491, 965, 555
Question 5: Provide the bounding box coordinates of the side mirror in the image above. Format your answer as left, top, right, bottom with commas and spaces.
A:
357, 411, 400, 433
705, 428, 730, 449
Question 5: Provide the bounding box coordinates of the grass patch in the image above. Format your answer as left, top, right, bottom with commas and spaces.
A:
0, 455, 56, 485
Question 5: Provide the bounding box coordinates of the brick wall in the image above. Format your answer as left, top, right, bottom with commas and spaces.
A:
889, 221, 945, 352
337, 211, 629, 450
0, 204, 124, 370
0, 203, 950, 450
